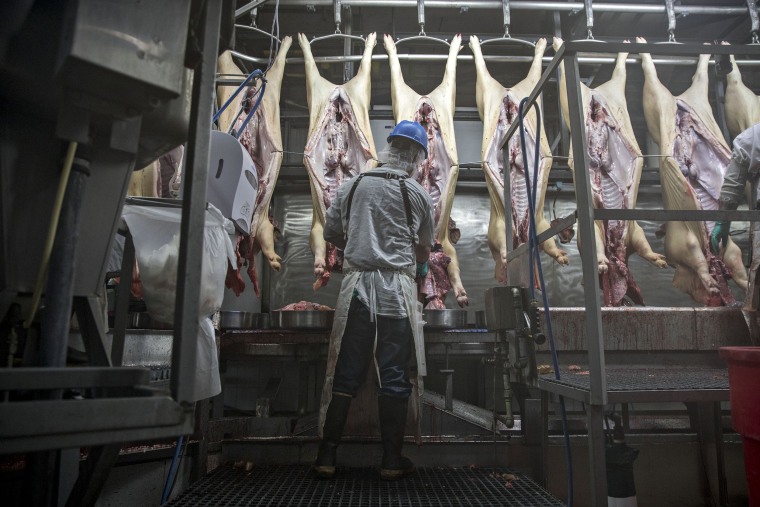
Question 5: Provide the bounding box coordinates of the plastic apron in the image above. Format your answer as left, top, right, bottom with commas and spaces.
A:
318, 266, 426, 443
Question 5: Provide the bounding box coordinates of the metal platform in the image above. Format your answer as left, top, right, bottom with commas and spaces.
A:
538, 366, 730, 404
167, 465, 564, 507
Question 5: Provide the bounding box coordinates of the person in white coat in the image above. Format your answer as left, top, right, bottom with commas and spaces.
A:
712, 122, 760, 340
313, 121, 434, 480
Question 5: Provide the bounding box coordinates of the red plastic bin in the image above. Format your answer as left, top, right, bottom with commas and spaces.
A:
720, 346, 760, 507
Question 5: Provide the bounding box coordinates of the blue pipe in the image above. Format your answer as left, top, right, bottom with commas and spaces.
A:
518, 97, 574, 507
212, 68, 264, 125
161, 435, 184, 505
233, 81, 267, 140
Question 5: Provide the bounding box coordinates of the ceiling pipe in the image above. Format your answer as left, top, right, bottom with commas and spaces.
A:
269, 0, 748, 16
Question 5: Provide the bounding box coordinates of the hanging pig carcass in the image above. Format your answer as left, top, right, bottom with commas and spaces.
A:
554, 37, 666, 306
384, 34, 468, 308
638, 38, 747, 306
470, 36, 568, 285
216, 37, 292, 297
299, 32, 378, 290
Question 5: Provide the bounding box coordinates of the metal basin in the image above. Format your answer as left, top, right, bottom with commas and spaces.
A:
270, 310, 334, 330
422, 309, 468, 329
128, 312, 172, 330
219, 311, 269, 330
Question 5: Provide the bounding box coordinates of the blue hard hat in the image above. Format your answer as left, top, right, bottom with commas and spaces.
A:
387, 120, 428, 158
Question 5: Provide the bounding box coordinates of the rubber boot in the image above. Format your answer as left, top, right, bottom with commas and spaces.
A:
312, 394, 352, 479
378, 395, 415, 480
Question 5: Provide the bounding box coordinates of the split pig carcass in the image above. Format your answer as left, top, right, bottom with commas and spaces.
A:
299, 32, 378, 290
638, 38, 747, 306
554, 37, 666, 306
384, 34, 468, 308
216, 37, 292, 297
470, 36, 568, 285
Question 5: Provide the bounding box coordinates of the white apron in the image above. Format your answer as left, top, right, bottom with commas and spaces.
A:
318, 267, 426, 443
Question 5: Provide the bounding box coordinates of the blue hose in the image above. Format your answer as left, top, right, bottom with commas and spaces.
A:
212, 69, 264, 125
233, 81, 267, 140
161, 435, 184, 505
517, 97, 574, 507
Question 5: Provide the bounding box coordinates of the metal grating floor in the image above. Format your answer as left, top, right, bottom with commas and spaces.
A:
541, 366, 729, 391
167, 465, 565, 506
538, 366, 731, 403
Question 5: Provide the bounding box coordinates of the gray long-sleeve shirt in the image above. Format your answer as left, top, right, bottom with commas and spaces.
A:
721, 122, 760, 210
324, 166, 434, 317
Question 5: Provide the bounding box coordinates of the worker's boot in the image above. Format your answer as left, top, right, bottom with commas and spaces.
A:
312, 393, 352, 479
378, 395, 415, 480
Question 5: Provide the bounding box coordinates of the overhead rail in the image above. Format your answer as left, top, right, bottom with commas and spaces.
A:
255, 0, 748, 16
226, 49, 760, 69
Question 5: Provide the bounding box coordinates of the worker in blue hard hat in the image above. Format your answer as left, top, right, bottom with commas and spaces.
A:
712, 122, 760, 325
314, 120, 434, 480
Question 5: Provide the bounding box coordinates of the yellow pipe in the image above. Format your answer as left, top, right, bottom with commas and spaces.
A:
23, 141, 78, 329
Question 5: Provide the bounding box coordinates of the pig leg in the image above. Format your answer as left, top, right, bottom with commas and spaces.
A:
256, 219, 281, 272
594, 222, 610, 273
575, 223, 608, 273
263, 36, 291, 108
667, 223, 718, 295
724, 238, 749, 290
344, 32, 375, 106
311, 217, 327, 282
216, 51, 245, 134
487, 202, 508, 283
299, 33, 330, 280
607, 46, 629, 91
629, 222, 667, 267
384, 34, 418, 122
536, 220, 570, 265
436, 34, 462, 113
638, 37, 674, 144
527, 38, 547, 83
441, 238, 468, 307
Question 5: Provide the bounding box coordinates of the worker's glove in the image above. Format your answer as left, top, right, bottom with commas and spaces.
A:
710, 221, 731, 253
415, 261, 429, 278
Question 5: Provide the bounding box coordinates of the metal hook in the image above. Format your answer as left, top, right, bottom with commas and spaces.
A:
502, 0, 511, 38
417, 0, 426, 37
250, 7, 257, 28
748, 0, 759, 44
664, 0, 677, 41
584, 0, 594, 37
333, 0, 342, 30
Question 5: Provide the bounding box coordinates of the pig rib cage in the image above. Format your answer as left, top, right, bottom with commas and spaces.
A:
500, 39, 760, 507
